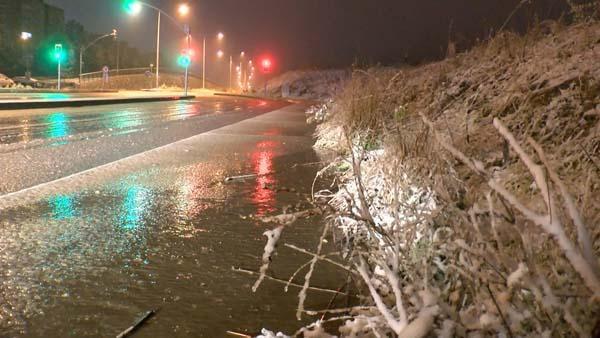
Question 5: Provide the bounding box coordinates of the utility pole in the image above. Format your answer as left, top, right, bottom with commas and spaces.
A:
116, 40, 120, 75
155, 11, 161, 88
184, 25, 191, 96
229, 55, 233, 90
202, 37, 206, 89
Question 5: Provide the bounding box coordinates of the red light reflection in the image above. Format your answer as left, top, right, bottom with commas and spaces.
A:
251, 140, 278, 216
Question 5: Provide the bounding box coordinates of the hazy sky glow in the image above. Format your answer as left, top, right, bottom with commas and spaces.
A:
46, 0, 567, 72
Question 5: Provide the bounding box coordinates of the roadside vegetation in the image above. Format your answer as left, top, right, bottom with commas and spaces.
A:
251, 3, 600, 337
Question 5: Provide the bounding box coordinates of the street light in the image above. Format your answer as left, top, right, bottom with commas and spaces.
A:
20, 32, 33, 77
124, 0, 190, 89
20, 32, 32, 40
201, 32, 225, 89
178, 3, 190, 16
79, 29, 118, 84
217, 50, 224, 58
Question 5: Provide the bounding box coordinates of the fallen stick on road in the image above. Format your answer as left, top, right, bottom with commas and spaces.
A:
116, 310, 157, 338
226, 330, 252, 337
224, 174, 257, 182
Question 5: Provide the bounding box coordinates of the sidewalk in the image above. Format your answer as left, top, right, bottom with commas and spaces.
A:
0, 89, 212, 110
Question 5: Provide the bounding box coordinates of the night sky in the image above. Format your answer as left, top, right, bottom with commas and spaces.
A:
46, 0, 566, 73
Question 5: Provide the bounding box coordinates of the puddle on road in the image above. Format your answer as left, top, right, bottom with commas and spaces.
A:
0, 143, 340, 337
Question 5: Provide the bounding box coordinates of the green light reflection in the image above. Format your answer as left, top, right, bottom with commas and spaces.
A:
41, 93, 70, 100
104, 110, 143, 130
49, 195, 77, 220
119, 185, 151, 231
44, 112, 70, 139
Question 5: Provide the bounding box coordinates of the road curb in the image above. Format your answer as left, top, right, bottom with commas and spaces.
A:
213, 92, 274, 100
0, 95, 196, 110
213, 92, 316, 105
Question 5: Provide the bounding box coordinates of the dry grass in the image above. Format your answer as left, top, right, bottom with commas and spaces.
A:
302, 18, 600, 337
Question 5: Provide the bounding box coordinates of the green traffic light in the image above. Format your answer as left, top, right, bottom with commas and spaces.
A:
124, 0, 142, 15
50, 44, 66, 63
178, 55, 191, 68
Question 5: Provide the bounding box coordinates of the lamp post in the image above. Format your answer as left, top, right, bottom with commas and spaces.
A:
20, 32, 32, 77
54, 44, 64, 91
229, 55, 233, 91
239, 51, 246, 91
79, 29, 117, 84
201, 32, 224, 89
125, 1, 190, 89
182, 27, 192, 96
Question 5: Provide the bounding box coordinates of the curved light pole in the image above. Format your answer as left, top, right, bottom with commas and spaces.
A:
79, 29, 117, 84
126, 1, 190, 89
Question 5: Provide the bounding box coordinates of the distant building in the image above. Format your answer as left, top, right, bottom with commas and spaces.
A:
44, 3, 65, 37
0, 0, 64, 74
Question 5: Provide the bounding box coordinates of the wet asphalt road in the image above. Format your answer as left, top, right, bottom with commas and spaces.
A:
0, 98, 341, 337
0, 96, 289, 194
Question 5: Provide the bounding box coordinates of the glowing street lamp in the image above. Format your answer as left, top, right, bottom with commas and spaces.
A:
217, 50, 224, 58
20, 32, 32, 40
217, 32, 225, 40
178, 3, 190, 16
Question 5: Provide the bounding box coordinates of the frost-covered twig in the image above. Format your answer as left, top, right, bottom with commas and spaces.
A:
233, 267, 345, 295
297, 223, 331, 320
253, 226, 284, 292
293, 316, 354, 337
528, 138, 599, 276
356, 256, 407, 334
491, 118, 600, 297
284, 243, 354, 274
380, 262, 408, 327
304, 306, 374, 315
259, 209, 318, 225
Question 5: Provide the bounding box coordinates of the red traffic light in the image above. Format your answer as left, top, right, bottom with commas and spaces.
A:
261, 58, 273, 73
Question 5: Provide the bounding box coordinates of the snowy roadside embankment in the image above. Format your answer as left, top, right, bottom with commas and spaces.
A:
250, 18, 600, 338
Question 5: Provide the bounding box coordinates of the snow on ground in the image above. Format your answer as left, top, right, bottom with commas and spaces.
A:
266, 70, 350, 100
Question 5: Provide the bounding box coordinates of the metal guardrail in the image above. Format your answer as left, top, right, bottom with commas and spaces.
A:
77, 67, 224, 90
80, 67, 150, 82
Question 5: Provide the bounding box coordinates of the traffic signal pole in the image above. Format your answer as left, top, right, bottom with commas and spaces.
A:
202, 37, 206, 89
184, 26, 191, 96
55, 43, 63, 91
57, 59, 61, 91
